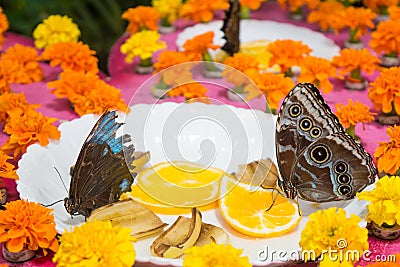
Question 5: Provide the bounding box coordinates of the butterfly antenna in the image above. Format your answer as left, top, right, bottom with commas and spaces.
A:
296, 195, 302, 216
54, 167, 68, 194
265, 187, 282, 213
42, 199, 64, 207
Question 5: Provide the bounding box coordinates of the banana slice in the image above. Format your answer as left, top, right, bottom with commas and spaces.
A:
151, 208, 202, 258
130, 151, 151, 171
232, 158, 279, 188
88, 199, 167, 239
195, 223, 229, 247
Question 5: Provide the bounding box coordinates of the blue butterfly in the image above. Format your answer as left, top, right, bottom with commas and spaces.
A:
64, 111, 136, 217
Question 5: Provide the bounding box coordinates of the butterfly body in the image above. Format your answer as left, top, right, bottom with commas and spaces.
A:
64, 111, 135, 217
276, 83, 377, 202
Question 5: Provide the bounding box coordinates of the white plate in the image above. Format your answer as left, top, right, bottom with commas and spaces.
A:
17, 103, 368, 266
176, 19, 340, 60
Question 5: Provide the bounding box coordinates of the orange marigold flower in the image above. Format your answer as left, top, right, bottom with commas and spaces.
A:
307, 1, 346, 33
368, 66, 400, 114
0, 150, 18, 180
0, 44, 43, 84
0, 60, 12, 94
245, 69, 295, 111
167, 81, 208, 99
0, 7, 9, 48
183, 31, 221, 60
223, 52, 260, 73
370, 18, 400, 57
48, 70, 100, 102
334, 99, 375, 129
240, 0, 266, 10
297, 56, 336, 94
363, 0, 398, 13
0, 92, 40, 122
339, 6, 376, 42
179, 0, 230, 23
332, 48, 381, 80
277, 0, 320, 12
375, 125, 400, 174
267, 39, 312, 74
71, 82, 128, 116
121, 6, 160, 35
388, 5, 400, 19
0, 200, 58, 254
364, 255, 400, 266
1, 109, 61, 157
40, 41, 99, 74
154, 50, 193, 72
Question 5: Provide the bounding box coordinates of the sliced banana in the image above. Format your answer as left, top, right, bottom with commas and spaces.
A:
151, 208, 202, 258
232, 157, 279, 188
195, 223, 229, 247
130, 151, 151, 171
88, 199, 167, 239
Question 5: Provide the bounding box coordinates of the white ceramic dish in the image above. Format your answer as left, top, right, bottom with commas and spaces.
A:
17, 103, 368, 266
176, 19, 340, 60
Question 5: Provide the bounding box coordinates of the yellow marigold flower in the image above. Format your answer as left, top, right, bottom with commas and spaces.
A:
370, 18, 400, 57
0, 92, 40, 123
277, 0, 320, 13
240, 0, 266, 10
358, 175, 400, 226
179, 0, 230, 23
183, 243, 251, 267
363, 0, 398, 13
1, 109, 60, 157
183, 31, 221, 60
122, 6, 160, 35
167, 81, 208, 99
374, 125, 400, 175
71, 81, 129, 116
33, 15, 80, 49
335, 99, 374, 129
339, 6, 376, 42
0, 150, 18, 180
307, 1, 346, 33
120, 30, 166, 62
0, 44, 43, 84
300, 207, 369, 265
267, 39, 312, 74
297, 55, 336, 94
245, 69, 294, 111
152, 0, 182, 25
53, 220, 135, 267
368, 66, 400, 114
41, 41, 98, 74
332, 48, 381, 80
0, 200, 59, 254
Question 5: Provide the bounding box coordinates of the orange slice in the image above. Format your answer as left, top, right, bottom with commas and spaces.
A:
121, 161, 230, 215
218, 176, 301, 237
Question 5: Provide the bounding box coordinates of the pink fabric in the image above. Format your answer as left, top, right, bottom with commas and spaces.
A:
0, 2, 398, 266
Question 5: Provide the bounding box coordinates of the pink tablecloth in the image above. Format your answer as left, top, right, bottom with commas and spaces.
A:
0, 2, 398, 266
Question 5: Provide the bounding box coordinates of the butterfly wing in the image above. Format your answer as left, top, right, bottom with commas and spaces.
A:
65, 111, 135, 217
291, 133, 376, 201
276, 83, 377, 202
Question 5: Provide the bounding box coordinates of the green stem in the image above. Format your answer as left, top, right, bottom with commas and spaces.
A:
378, 5, 389, 15
345, 124, 356, 138
156, 75, 170, 89
349, 27, 360, 43
203, 51, 218, 71
140, 57, 153, 67
284, 68, 294, 78
160, 17, 171, 27
240, 6, 250, 19
265, 100, 276, 114
385, 51, 398, 58
350, 68, 362, 81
